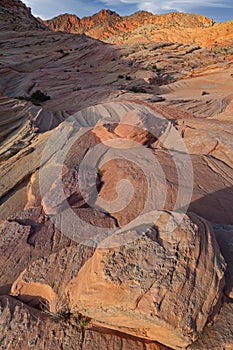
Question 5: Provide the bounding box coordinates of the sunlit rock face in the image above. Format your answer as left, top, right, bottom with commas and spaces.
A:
42, 11, 233, 47
66, 211, 225, 349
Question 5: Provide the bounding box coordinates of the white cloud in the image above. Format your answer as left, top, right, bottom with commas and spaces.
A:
24, 0, 68, 18
99, 0, 232, 14
23, 0, 233, 20
24, 0, 99, 19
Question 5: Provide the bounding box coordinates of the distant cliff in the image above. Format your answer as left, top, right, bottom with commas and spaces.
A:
41, 10, 233, 47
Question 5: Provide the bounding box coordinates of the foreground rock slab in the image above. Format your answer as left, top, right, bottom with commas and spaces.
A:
0, 296, 167, 350
188, 301, 233, 350
67, 212, 226, 349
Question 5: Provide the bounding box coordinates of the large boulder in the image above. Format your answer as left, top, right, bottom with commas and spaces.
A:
67, 211, 226, 349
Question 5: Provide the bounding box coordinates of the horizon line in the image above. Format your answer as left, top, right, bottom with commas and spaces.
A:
36, 8, 232, 23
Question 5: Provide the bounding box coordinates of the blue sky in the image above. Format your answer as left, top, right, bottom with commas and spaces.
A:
24, 0, 233, 22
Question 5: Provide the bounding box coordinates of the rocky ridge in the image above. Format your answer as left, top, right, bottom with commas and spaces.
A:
0, 0, 46, 31
42, 10, 233, 47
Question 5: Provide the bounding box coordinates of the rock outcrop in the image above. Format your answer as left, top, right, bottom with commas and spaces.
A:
0, 209, 76, 295
0, 0, 46, 31
214, 225, 233, 299
189, 301, 233, 350
0, 296, 167, 350
66, 212, 225, 349
42, 10, 233, 47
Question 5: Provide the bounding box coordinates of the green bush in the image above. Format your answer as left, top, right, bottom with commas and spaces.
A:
73, 313, 90, 331
16, 90, 50, 105
151, 64, 164, 74
42, 299, 90, 331
202, 91, 209, 96
30, 90, 51, 103
97, 168, 105, 178
125, 75, 132, 81
129, 86, 146, 93
52, 308, 71, 324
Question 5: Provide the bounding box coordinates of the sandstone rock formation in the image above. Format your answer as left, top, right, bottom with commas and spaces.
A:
0, 209, 75, 295
0, 296, 167, 350
66, 212, 225, 349
42, 10, 233, 47
0, 0, 46, 31
189, 301, 233, 350
214, 225, 233, 299
0, 1, 233, 349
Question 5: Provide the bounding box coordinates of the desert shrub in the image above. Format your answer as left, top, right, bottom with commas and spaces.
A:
118, 74, 124, 79
156, 68, 164, 74
97, 168, 105, 178
41, 299, 70, 323
129, 86, 146, 93
16, 90, 50, 105
202, 91, 209, 96
125, 75, 132, 81
30, 90, 51, 104
52, 307, 71, 324
42, 299, 90, 331
73, 313, 90, 331
152, 64, 164, 74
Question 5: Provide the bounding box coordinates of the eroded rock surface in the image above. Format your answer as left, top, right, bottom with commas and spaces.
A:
0, 296, 167, 350
42, 11, 233, 48
214, 226, 233, 299
0, 208, 76, 295
188, 301, 233, 350
67, 212, 225, 349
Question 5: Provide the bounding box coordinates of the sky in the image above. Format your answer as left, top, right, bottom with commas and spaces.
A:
24, 0, 233, 22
